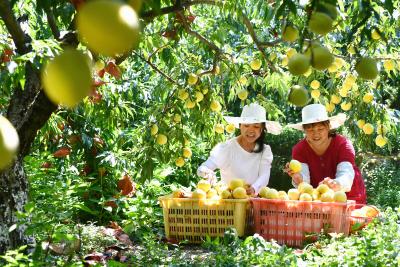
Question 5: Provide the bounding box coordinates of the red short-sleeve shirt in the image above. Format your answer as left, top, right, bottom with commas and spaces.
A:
292, 134, 366, 204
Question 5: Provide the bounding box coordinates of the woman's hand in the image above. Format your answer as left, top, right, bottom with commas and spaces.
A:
204, 171, 216, 185
284, 162, 303, 185
197, 166, 217, 185
246, 186, 255, 196
319, 177, 341, 191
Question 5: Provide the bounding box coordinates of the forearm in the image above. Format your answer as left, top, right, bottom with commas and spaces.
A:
253, 148, 274, 194
252, 168, 271, 194
197, 159, 218, 180
334, 162, 354, 192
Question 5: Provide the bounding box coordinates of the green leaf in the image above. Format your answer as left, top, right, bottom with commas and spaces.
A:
285, 0, 297, 15
19, 78, 25, 89
24, 202, 35, 213
161, 47, 173, 66
140, 158, 154, 182
276, 1, 286, 18
351, 222, 365, 232
0, 255, 18, 264
73, 204, 98, 215
384, 0, 394, 14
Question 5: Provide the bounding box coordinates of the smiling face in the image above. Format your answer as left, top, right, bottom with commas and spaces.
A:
303, 121, 330, 147
239, 123, 263, 144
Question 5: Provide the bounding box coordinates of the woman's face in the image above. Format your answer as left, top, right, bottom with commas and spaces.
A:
239, 123, 263, 143
303, 122, 330, 147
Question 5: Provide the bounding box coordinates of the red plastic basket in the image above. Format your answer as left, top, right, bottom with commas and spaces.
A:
250, 198, 356, 247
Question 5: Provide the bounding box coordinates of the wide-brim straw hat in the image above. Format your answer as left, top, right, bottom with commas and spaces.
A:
224, 103, 282, 135
287, 103, 347, 131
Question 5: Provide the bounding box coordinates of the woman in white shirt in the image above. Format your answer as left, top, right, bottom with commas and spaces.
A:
197, 103, 282, 195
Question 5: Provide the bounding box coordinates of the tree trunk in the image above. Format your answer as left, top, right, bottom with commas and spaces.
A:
0, 158, 31, 254
0, 62, 57, 254
0, 0, 78, 252
0, 0, 76, 254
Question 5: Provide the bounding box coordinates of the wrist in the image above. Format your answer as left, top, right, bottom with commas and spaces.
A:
331, 179, 342, 191
292, 174, 303, 185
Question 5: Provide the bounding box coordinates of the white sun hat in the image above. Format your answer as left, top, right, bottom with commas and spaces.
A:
224, 103, 282, 135
287, 103, 347, 131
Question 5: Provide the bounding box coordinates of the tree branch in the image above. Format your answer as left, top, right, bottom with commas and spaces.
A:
119, 1, 223, 65
176, 11, 221, 53
240, 12, 279, 73
133, 51, 180, 85
141, 0, 220, 22
0, 0, 31, 54
148, 45, 170, 61
259, 39, 282, 48
198, 53, 221, 76
43, 5, 60, 40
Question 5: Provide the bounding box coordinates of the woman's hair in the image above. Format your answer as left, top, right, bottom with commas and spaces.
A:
302, 120, 337, 137
253, 122, 266, 153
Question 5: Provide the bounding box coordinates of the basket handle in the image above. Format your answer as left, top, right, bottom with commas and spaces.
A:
351, 204, 380, 218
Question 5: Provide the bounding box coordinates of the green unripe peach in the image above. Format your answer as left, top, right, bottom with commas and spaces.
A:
308, 12, 333, 35
288, 54, 311, 75
308, 45, 334, 70
41, 49, 92, 108
288, 85, 309, 107
76, 0, 140, 56
0, 116, 19, 170
355, 57, 378, 80
282, 25, 299, 42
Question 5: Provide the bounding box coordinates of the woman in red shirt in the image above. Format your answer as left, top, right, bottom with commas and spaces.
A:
285, 104, 367, 204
